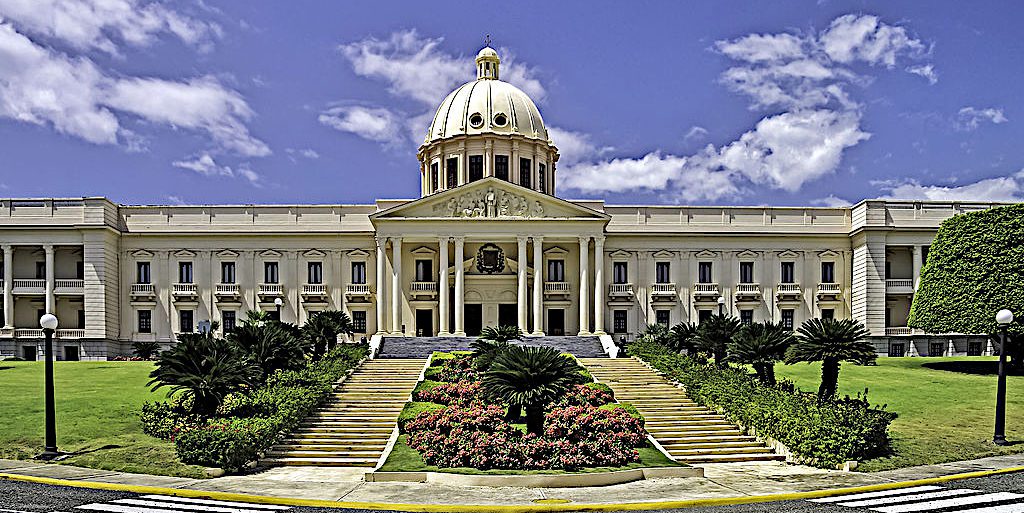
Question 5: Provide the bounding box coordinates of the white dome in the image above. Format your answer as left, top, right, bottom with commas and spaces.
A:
424, 79, 549, 144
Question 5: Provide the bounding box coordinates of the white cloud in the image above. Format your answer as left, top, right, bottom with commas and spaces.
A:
559, 152, 741, 202
877, 170, 1024, 202
286, 148, 319, 160
318, 105, 403, 145
906, 64, 938, 84
684, 126, 708, 142
172, 153, 261, 185
956, 106, 1008, 131
548, 126, 612, 166
0, 21, 268, 156
715, 33, 806, 63
819, 14, 926, 67
0, 0, 220, 55
810, 195, 852, 207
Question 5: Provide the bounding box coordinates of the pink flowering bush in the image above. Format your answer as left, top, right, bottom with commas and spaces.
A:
413, 380, 482, 405
555, 384, 615, 407
437, 355, 479, 382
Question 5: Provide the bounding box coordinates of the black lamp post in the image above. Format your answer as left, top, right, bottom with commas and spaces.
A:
274, 297, 283, 321
37, 313, 60, 460
717, 296, 725, 316
994, 308, 1014, 446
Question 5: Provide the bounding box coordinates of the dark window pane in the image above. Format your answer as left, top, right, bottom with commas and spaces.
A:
495, 155, 509, 181
781, 309, 794, 330
740, 310, 753, 325
698, 262, 713, 283
353, 311, 367, 332
613, 262, 628, 284
656, 262, 671, 284
781, 262, 794, 284
519, 158, 531, 188
446, 158, 458, 188
469, 155, 483, 182
613, 310, 628, 333
740, 262, 754, 284
655, 310, 670, 326
538, 164, 547, 194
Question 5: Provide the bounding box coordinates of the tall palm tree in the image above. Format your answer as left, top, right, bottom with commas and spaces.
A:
693, 314, 742, 365
244, 310, 271, 327
479, 325, 523, 343
727, 321, 794, 385
482, 345, 580, 434
785, 318, 874, 401
149, 333, 258, 415
670, 322, 699, 354
639, 323, 673, 347
227, 322, 307, 382
301, 310, 355, 359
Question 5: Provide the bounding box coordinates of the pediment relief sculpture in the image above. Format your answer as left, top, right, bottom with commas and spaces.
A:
432, 186, 544, 218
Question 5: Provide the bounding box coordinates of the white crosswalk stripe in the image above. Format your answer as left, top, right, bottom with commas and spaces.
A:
65, 495, 290, 513
808, 485, 1024, 513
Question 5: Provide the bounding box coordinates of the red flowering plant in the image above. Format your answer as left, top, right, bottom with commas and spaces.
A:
554, 384, 615, 408
413, 380, 483, 405
437, 355, 479, 382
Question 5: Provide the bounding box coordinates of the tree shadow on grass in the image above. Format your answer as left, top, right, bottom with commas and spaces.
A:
923, 360, 1024, 376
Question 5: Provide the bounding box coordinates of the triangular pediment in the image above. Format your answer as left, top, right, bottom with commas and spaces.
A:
303, 249, 326, 258
694, 250, 718, 259
131, 250, 154, 258
736, 250, 760, 260
819, 249, 840, 259
652, 250, 674, 259
411, 246, 437, 255
544, 246, 568, 256
173, 249, 195, 258
347, 249, 369, 259
371, 177, 609, 222
777, 250, 801, 259
609, 249, 632, 260
216, 249, 239, 258
260, 249, 282, 258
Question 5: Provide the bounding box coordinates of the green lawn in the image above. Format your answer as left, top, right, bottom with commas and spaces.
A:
0, 361, 208, 478
774, 357, 1024, 471
378, 435, 679, 475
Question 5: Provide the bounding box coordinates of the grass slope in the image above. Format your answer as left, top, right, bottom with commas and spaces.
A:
378, 435, 679, 475
774, 357, 1024, 471
0, 361, 207, 478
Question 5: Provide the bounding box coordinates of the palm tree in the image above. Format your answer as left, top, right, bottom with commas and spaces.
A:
479, 325, 523, 343
785, 318, 874, 401
131, 340, 161, 359
670, 322, 699, 354
482, 345, 580, 434
693, 314, 742, 365
148, 333, 258, 416
472, 325, 522, 373
639, 323, 673, 347
301, 310, 355, 359
227, 322, 307, 382
727, 321, 794, 385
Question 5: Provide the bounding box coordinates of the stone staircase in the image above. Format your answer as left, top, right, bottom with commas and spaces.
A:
579, 358, 784, 464
378, 335, 607, 358
260, 358, 426, 467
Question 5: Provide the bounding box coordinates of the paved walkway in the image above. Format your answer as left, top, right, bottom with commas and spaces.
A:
3, 455, 1024, 506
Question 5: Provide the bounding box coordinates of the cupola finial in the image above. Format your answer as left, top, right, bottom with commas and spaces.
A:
475, 40, 500, 80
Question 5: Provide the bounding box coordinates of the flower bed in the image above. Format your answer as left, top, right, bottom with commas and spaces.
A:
628, 340, 895, 468
395, 351, 657, 471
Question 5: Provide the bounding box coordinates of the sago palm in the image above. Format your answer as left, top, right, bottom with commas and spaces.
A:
301, 310, 355, 359
227, 322, 307, 382
148, 335, 258, 415
693, 314, 742, 364
482, 345, 580, 434
670, 322, 699, 354
479, 325, 523, 343
785, 318, 874, 401
727, 321, 794, 385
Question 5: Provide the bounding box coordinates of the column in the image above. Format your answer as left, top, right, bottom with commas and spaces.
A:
593, 237, 606, 335
453, 237, 466, 336
532, 236, 544, 335
516, 236, 529, 332
578, 236, 590, 335
44, 244, 54, 315
438, 237, 450, 336
2, 245, 12, 328
375, 237, 387, 335
391, 237, 403, 334
912, 245, 923, 291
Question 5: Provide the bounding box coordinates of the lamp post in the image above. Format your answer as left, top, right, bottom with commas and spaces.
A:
717, 296, 725, 316
994, 308, 1014, 446
37, 313, 59, 460
274, 297, 283, 321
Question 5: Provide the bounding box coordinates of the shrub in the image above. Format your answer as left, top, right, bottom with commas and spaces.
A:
628, 340, 894, 468
148, 334, 259, 415
482, 345, 580, 434
555, 383, 615, 407
174, 416, 278, 472
398, 401, 446, 432
437, 355, 479, 382
543, 406, 646, 469
412, 380, 482, 406
227, 322, 308, 383
131, 340, 161, 359
140, 400, 202, 440
599, 402, 643, 425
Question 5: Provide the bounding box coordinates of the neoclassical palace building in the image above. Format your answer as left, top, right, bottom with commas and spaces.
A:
0, 47, 1001, 360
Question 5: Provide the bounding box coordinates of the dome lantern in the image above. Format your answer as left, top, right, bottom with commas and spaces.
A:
476, 46, 500, 80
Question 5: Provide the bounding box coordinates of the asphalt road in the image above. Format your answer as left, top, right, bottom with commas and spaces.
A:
2, 472, 1024, 513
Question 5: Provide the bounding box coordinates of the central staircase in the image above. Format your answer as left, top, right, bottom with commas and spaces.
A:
378, 335, 607, 358
580, 358, 784, 464
261, 358, 426, 467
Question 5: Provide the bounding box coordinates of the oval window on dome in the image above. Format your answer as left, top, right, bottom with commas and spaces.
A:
469, 113, 484, 128
493, 113, 508, 127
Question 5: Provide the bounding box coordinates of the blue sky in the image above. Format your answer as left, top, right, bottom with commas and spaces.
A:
1, 1, 1022, 206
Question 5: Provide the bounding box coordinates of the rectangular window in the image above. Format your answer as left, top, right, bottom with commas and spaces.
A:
223, 311, 236, 332
77, 309, 85, 329
655, 310, 670, 327
446, 157, 458, 188
351, 262, 367, 284
547, 259, 565, 282
308, 262, 323, 284
968, 341, 983, 356
740, 262, 754, 284
889, 343, 905, 358
740, 309, 753, 325
781, 309, 795, 330
431, 162, 439, 192
613, 310, 628, 333
821, 261, 835, 283
76, 261, 84, 280
821, 308, 834, 320
519, 158, 532, 188
929, 342, 944, 357
656, 262, 671, 284
538, 164, 547, 194
221, 262, 235, 284
264, 262, 279, 284
781, 262, 795, 284
698, 262, 713, 283
698, 310, 712, 324
469, 155, 484, 182
885, 261, 892, 279
35, 261, 45, 279
353, 311, 367, 332
178, 262, 193, 283
415, 259, 433, 282
885, 307, 891, 327
495, 155, 509, 181
137, 310, 151, 333
137, 262, 151, 284
179, 310, 193, 333
613, 262, 628, 284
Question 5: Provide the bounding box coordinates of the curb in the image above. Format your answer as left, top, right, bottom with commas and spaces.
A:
2, 466, 1023, 512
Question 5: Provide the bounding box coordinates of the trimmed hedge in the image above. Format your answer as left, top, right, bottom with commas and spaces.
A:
398, 401, 445, 432
144, 345, 367, 472
628, 340, 895, 468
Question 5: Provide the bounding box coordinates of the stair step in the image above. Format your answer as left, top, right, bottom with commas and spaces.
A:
285, 433, 391, 441
661, 440, 764, 450
266, 449, 383, 458
668, 446, 776, 456
674, 453, 786, 464
260, 457, 377, 467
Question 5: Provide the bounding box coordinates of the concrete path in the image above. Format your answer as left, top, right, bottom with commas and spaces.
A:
2, 455, 1024, 505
